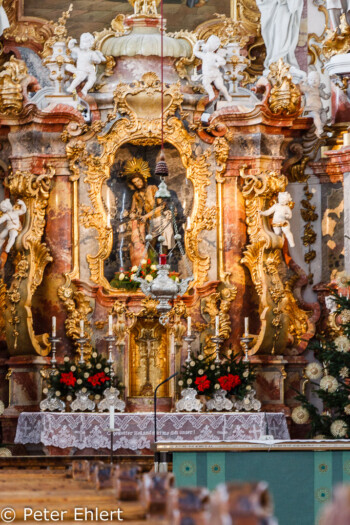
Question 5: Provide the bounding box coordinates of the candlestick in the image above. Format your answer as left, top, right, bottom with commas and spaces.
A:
105, 332, 116, 380
240, 334, 254, 363
52, 316, 56, 338
80, 319, 84, 338
215, 315, 220, 336
108, 315, 113, 336
211, 335, 223, 363
244, 317, 249, 336
184, 333, 196, 363
187, 316, 191, 336
48, 333, 60, 369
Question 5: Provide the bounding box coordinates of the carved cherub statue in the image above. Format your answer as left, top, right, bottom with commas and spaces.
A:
301, 71, 330, 138
260, 192, 295, 248
0, 198, 26, 266
193, 35, 232, 103
66, 32, 106, 97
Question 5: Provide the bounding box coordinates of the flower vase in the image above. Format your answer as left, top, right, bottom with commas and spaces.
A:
175, 388, 204, 412
70, 390, 96, 412
40, 390, 65, 412
206, 389, 233, 412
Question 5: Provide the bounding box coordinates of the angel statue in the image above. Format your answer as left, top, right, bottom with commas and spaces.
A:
260, 191, 295, 248
0, 198, 26, 267
0, 0, 9, 36
66, 33, 106, 97
193, 35, 232, 103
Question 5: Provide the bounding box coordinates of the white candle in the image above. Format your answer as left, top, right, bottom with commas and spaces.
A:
80, 319, 84, 338
107, 213, 111, 228
52, 316, 56, 337
187, 217, 191, 230
215, 315, 220, 336
109, 405, 115, 431
108, 315, 113, 336
187, 316, 191, 336
244, 317, 249, 335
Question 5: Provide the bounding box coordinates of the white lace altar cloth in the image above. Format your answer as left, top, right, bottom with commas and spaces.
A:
15, 412, 290, 451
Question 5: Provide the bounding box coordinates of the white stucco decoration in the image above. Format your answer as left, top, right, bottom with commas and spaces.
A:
66, 32, 106, 97
260, 191, 295, 248
193, 35, 232, 102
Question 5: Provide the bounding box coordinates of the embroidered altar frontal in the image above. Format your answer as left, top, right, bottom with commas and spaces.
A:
168, 442, 350, 525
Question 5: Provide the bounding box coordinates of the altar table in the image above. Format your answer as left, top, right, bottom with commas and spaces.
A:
15, 412, 290, 451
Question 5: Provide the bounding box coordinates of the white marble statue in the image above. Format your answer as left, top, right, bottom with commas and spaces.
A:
66, 33, 106, 97
326, 0, 350, 30
256, 0, 303, 73
0, 198, 26, 258
260, 191, 295, 248
193, 35, 232, 103
301, 71, 330, 138
0, 1, 9, 36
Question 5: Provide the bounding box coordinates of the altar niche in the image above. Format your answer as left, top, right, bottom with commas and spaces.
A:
103, 143, 194, 287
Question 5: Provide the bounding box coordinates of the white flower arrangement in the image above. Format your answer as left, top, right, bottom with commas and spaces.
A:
119, 273, 125, 281
145, 274, 153, 282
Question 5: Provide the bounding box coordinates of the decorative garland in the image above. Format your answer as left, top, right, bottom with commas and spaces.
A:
293, 276, 350, 438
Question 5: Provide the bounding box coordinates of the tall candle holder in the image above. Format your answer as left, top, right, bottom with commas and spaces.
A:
48, 335, 60, 370
76, 335, 88, 364
184, 333, 196, 362
211, 335, 224, 363
240, 334, 254, 362
105, 334, 116, 381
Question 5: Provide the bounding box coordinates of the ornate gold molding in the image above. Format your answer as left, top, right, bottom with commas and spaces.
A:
3, 0, 54, 51
57, 276, 93, 358
66, 73, 215, 289
267, 59, 301, 116
322, 15, 350, 60
5, 167, 55, 356
213, 136, 231, 284
240, 167, 309, 355
0, 56, 28, 116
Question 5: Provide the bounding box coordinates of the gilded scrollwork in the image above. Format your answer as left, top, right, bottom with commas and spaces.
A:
203, 286, 237, 353
240, 166, 309, 354
0, 56, 29, 116
213, 136, 231, 284
5, 167, 55, 356
66, 72, 215, 289
322, 14, 350, 59
267, 59, 301, 116
57, 276, 93, 358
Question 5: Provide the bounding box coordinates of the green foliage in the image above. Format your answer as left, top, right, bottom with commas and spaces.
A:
294, 281, 350, 438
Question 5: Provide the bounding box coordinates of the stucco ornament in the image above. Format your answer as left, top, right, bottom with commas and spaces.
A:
193, 35, 232, 102
256, 0, 303, 74
260, 192, 295, 248
0, 198, 26, 266
67, 33, 106, 97
301, 71, 330, 137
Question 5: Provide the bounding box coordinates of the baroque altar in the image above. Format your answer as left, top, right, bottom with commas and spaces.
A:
1, 0, 343, 446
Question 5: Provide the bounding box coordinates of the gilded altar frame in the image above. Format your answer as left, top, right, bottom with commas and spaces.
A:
66, 73, 216, 291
